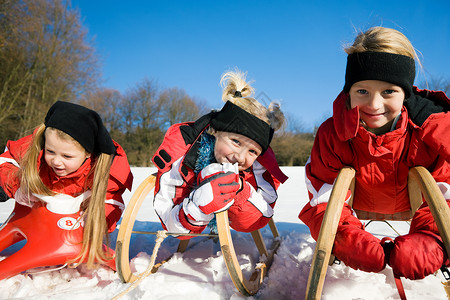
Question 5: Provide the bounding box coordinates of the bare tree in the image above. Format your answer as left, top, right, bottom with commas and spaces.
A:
79, 88, 123, 133
159, 87, 205, 127
117, 78, 165, 166
0, 0, 99, 146
124, 78, 164, 130
423, 76, 450, 95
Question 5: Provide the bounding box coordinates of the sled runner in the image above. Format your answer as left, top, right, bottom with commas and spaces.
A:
305, 166, 450, 300
115, 173, 281, 296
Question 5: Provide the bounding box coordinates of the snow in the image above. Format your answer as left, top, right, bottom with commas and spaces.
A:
0, 167, 448, 299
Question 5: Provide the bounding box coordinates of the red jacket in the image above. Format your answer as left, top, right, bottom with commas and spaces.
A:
299, 88, 450, 240
152, 113, 288, 235
0, 133, 133, 232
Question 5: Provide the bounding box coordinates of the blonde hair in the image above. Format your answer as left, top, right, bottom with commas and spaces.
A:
19, 124, 114, 269
345, 26, 422, 67
220, 69, 285, 131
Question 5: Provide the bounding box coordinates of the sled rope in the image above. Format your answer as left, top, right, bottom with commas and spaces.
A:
24, 263, 68, 276
112, 230, 168, 300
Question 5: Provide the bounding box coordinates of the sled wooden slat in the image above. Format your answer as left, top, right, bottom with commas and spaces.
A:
116, 174, 157, 283
116, 173, 281, 296
216, 211, 280, 296
269, 217, 280, 238
305, 167, 355, 300
177, 239, 190, 253
251, 230, 269, 257
305, 166, 450, 300
408, 167, 450, 259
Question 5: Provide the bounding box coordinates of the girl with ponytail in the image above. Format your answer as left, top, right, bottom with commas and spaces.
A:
153, 69, 287, 236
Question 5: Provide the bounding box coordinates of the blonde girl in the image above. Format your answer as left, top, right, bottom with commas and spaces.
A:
0, 101, 132, 279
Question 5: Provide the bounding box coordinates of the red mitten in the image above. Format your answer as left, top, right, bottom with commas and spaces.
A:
333, 224, 386, 273
388, 231, 447, 280
190, 163, 239, 215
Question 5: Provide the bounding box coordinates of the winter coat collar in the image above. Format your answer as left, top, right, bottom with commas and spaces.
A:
38, 150, 93, 195
333, 91, 360, 141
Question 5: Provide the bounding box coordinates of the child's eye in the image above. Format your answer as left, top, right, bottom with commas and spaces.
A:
46, 149, 55, 154
356, 89, 368, 95
231, 139, 240, 145
63, 155, 73, 159
249, 149, 259, 156
383, 89, 395, 95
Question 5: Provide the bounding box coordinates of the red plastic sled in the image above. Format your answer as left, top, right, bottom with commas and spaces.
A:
0, 201, 114, 280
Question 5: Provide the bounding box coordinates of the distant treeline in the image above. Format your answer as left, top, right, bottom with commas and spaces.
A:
77, 84, 316, 166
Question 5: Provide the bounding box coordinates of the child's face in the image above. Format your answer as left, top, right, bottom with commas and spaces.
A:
213, 131, 262, 171
349, 80, 405, 135
44, 129, 90, 177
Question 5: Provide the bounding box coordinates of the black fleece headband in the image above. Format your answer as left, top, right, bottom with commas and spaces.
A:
210, 101, 274, 153
344, 51, 415, 98
44, 101, 116, 154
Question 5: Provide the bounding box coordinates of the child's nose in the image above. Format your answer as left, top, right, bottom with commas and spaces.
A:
368, 93, 384, 109
52, 156, 62, 166
233, 151, 245, 164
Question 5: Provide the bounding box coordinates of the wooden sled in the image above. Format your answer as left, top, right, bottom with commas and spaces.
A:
305, 166, 450, 300
116, 173, 280, 296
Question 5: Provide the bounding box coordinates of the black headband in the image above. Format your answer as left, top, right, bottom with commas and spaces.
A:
344, 51, 415, 98
44, 101, 116, 154
210, 101, 274, 153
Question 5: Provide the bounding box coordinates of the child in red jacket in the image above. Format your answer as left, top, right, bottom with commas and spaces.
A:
299, 27, 450, 280
0, 101, 133, 280
152, 69, 288, 237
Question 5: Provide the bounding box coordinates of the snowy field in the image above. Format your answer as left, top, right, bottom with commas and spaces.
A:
0, 167, 447, 299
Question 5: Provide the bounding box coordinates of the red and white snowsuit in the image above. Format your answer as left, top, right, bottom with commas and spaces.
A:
152, 114, 288, 236
0, 132, 133, 279
299, 87, 450, 279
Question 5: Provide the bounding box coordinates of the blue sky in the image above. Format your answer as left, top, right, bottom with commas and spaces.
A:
72, 0, 449, 131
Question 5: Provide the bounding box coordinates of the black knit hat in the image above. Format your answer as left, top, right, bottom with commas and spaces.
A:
343, 51, 416, 98
210, 101, 274, 153
44, 101, 116, 154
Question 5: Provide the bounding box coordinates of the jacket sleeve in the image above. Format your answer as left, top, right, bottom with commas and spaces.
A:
0, 136, 32, 201
153, 157, 209, 236
104, 142, 133, 232
298, 120, 361, 240
408, 95, 450, 235
0, 150, 19, 201
227, 160, 281, 232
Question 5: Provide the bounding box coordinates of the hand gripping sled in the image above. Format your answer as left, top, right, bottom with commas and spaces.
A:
305, 166, 450, 300
115, 173, 281, 296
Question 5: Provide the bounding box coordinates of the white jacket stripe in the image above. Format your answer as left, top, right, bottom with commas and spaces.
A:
0, 157, 19, 168
247, 161, 276, 218
153, 157, 186, 231
105, 199, 125, 212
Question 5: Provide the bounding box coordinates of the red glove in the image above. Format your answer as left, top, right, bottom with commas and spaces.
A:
388, 231, 447, 280
190, 163, 240, 215
333, 224, 387, 273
